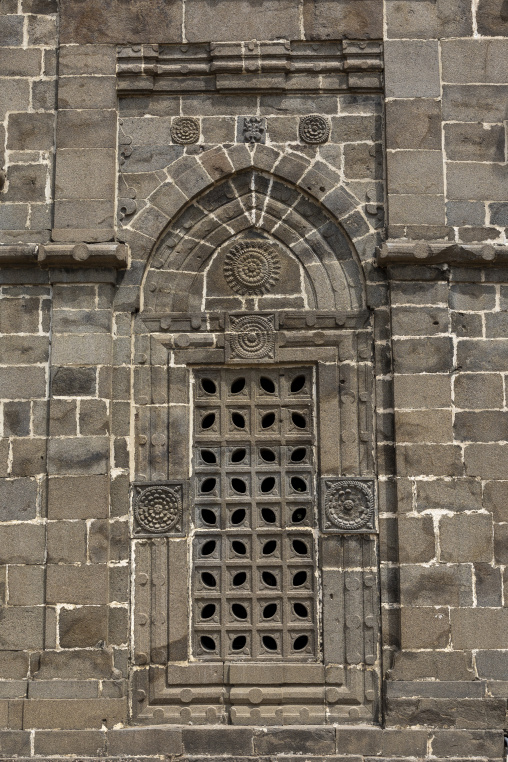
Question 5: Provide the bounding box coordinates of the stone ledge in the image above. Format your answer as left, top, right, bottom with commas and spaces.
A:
377, 240, 508, 267
0, 244, 128, 269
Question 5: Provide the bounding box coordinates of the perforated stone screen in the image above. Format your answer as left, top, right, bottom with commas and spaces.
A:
191, 367, 318, 660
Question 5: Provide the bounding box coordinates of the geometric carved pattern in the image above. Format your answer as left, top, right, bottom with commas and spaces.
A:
322, 478, 375, 532
171, 117, 200, 144
132, 482, 184, 536
228, 314, 276, 361
299, 114, 331, 144
191, 367, 317, 660
223, 241, 281, 295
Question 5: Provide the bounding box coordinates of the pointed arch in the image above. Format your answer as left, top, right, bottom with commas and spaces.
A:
120, 145, 369, 312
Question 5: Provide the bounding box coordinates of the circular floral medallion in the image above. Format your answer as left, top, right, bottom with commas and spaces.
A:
223, 241, 281, 296
230, 315, 275, 360
299, 115, 331, 144
324, 480, 374, 531
135, 485, 182, 533
171, 117, 200, 145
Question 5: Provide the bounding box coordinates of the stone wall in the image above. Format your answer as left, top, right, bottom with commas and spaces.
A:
0, 0, 507, 759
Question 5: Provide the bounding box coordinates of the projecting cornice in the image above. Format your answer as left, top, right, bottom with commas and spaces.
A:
377, 240, 508, 267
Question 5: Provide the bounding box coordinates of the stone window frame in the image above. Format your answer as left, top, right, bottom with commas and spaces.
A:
131, 308, 380, 725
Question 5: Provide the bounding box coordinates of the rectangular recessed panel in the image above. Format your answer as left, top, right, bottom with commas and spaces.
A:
191, 367, 319, 660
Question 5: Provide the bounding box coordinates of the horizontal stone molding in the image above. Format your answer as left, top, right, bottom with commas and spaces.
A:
0, 243, 129, 269
117, 40, 383, 94
377, 240, 508, 267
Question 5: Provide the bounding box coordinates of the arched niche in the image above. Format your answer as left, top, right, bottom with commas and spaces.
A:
141, 170, 366, 314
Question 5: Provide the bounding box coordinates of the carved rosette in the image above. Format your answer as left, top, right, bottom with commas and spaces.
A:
228, 314, 275, 361
299, 115, 331, 144
171, 117, 200, 145
223, 241, 281, 295
133, 482, 184, 535
322, 479, 375, 532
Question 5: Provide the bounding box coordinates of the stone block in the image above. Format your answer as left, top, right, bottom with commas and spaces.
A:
52, 334, 111, 365
55, 149, 116, 200
343, 143, 383, 181
396, 444, 463, 477
398, 515, 435, 563
59, 44, 116, 75
386, 0, 472, 37
490, 202, 508, 226
385, 40, 440, 98
0, 478, 38, 521
10, 439, 47, 477
253, 729, 335, 755
79, 399, 109, 435
395, 410, 452, 443
186, 0, 299, 41
465, 443, 508, 479
47, 521, 86, 563
59, 606, 108, 648
56, 109, 116, 149
0, 296, 41, 334
386, 99, 441, 151
439, 514, 493, 563
182, 727, 254, 755
454, 373, 503, 410
58, 76, 116, 109
48, 436, 109, 475
0, 49, 40, 79
451, 608, 508, 649
416, 478, 481, 513
28, 14, 57, 45
389, 193, 444, 226
0, 79, 30, 121
393, 337, 453, 374
51, 366, 97, 396
4, 165, 47, 203
494, 522, 508, 564
433, 729, 503, 757
34, 650, 115, 680
0, 730, 30, 755
34, 729, 106, 755
455, 411, 508, 442
391, 306, 448, 337
475, 563, 502, 606
393, 374, 450, 409
444, 123, 505, 163
446, 200, 485, 227
450, 283, 496, 312
22, 697, 127, 729
400, 564, 472, 607
400, 607, 450, 649
457, 339, 508, 372
46, 564, 108, 604
0, 14, 23, 44
60, 0, 181, 43
7, 565, 45, 606
107, 727, 183, 755
303, 0, 382, 38
4, 401, 31, 436
387, 151, 444, 195
7, 112, 54, 152
443, 84, 508, 122
0, 607, 44, 650
389, 651, 474, 681
484, 481, 508, 523
442, 39, 508, 84
0, 524, 45, 564
49, 399, 78, 437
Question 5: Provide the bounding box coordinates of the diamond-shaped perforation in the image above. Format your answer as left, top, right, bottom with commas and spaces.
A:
192, 367, 318, 660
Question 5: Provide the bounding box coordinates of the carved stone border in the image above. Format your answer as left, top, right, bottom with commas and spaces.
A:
131, 481, 186, 537
321, 478, 376, 533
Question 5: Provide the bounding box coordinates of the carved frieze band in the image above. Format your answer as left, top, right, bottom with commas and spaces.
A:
117, 40, 383, 94
321, 478, 376, 533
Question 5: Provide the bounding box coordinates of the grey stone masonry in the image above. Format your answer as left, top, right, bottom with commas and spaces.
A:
1, 0, 508, 758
